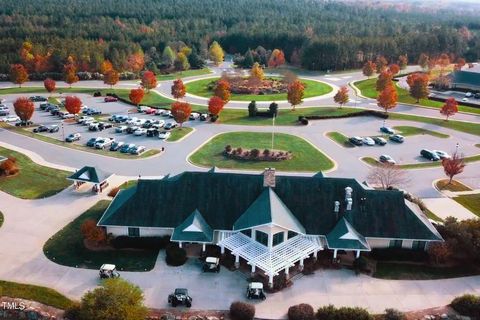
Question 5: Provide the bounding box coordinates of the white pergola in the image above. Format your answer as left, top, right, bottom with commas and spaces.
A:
217, 232, 323, 286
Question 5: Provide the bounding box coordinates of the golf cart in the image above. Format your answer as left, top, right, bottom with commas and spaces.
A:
203, 257, 220, 273
99, 264, 120, 279
246, 282, 266, 300
168, 288, 192, 307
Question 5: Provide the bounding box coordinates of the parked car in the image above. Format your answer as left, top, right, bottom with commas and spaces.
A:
95, 138, 115, 149
189, 112, 200, 120
153, 120, 165, 128
432, 150, 450, 159
0, 115, 20, 122
130, 145, 146, 155
0, 110, 9, 116
163, 110, 172, 117
168, 288, 192, 308
15, 120, 33, 127
50, 107, 60, 115
84, 108, 102, 115
65, 133, 81, 142
144, 108, 156, 115
98, 122, 113, 130
48, 125, 60, 133
200, 113, 209, 121
146, 128, 159, 137
137, 105, 150, 113
475, 93, 480, 99
155, 108, 167, 116
462, 98, 469, 102
362, 137, 375, 146
77, 116, 94, 124
246, 282, 266, 300
373, 137, 387, 146
33, 125, 49, 133
158, 131, 171, 139
465, 92, 473, 97
348, 136, 363, 146
120, 143, 135, 153
164, 122, 177, 130
45, 104, 57, 112
115, 125, 128, 133
380, 126, 395, 135
99, 264, 120, 279
203, 257, 220, 272
86, 137, 103, 147
83, 119, 96, 126
379, 154, 396, 165
134, 128, 147, 136
29, 95, 47, 102
420, 149, 440, 161
389, 134, 405, 143
110, 141, 125, 151
126, 126, 139, 134
88, 122, 100, 131
104, 96, 118, 102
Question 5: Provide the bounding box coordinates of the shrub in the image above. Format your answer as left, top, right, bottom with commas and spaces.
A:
451, 294, 480, 317
353, 256, 368, 274
165, 244, 187, 266
288, 304, 314, 320
80, 219, 106, 245
263, 149, 270, 156
316, 305, 373, 320
269, 102, 279, 117
112, 235, 170, 250
230, 301, 255, 320
384, 308, 405, 320
370, 248, 428, 262
108, 187, 120, 198
0, 157, 19, 176
250, 149, 260, 158
225, 145, 232, 153
236, 147, 243, 154
248, 101, 258, 117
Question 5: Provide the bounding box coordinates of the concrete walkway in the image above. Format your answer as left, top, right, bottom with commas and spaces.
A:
422, 197, 478, 220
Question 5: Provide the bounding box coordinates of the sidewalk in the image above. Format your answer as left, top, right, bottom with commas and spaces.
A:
422, 197, 477, 220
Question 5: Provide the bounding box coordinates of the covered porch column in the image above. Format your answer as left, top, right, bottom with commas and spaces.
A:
268, 273, 274, 288
356, 250, 361, 258
333, 249, 338, 259
235, 254, 240, 268
284, 266, 289, 280
178, 241, 183, 248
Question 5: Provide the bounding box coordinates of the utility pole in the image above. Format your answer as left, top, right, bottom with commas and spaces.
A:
61, 121, 65, 142
271, 114, 276, 150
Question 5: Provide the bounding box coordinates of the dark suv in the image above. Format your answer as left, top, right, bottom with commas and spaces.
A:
420, 149, 440, 161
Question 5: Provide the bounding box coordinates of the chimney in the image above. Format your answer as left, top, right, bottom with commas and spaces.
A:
345, 187, 353, 210
263, 168, 276, 188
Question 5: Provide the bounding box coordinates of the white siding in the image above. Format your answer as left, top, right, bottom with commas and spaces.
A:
366, 238, 390, 249
402, 240, 413, 249
106, 226, 172, 237
106, 226, 128, 237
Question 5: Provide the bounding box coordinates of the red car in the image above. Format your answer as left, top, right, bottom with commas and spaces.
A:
104, 96, 118, 103
144, 108, 156, 114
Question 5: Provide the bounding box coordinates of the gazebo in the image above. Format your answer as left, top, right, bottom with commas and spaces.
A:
68, 166, 113, 194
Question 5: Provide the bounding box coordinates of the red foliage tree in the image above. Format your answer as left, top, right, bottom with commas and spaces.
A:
362, 61, 376, 78
64, 96, 83, 115
171, 79, 186, 100
141, 70, 157, 92
333, 86, 349, 108
377, 84, 398, 114
440, 97, 458, 121
376, 70, 393, 92
13, 97, 34, 122
103, 69, 119, 88
388, 63, 400, 75
43, 78, 56, 95
171, 101, 192, 127
81, 219, 106, 245
10, 64, 29, 87
407, 73, 430, 103
268, 49, 286, 68
442, 152, 466, 184
0, 157, 19, 176
398, 55, 408, 70
129, 88, 145, 106
214, 79, 231, 103
287, 80, 305, 111
454, 58, 466, 71
126, 52, 145, 74
208, 96, 225, 117
375, 56, 388, 73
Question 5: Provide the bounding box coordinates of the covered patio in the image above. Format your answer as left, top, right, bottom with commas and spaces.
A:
67, 166, 113, 194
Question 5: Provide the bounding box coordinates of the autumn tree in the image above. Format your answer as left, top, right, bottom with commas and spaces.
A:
171, 79, 186, 100
376, 70, 393, 92
99, 60, 113, 74
440, 97, 458, 121
333, 86, 349, 108
171, 101, 192, 127
13, 97, 34, 122
407, 73, 429, 103
418, 53, 430, 70
398, 55, 408, 70
126, 51, 145, 74
174, 52, 190, 71
64, 63, 79, 88
162, 46, 176, 68
43, 78, 56, 95
209, 41, 224, 66
208, 96, 225, 118
428, 242, 452, 265
141, 70, 157, 92
103, 69, 119, 88
362, 61, 376, 78
250, 62, 264, 81
375, 56, 388, 73
64, 96, 83, 115
129, 88, 145, 106
454, 58, 466, 71
442, 152, 466, 184
10, 64, 29, 87
268, 49, 286, 68
388, 63, 400, 75
80, 219, 106, 245
367, 163, 410, 189
0, 157, 19, 176
214, 79, 231, 103
377, 84, 398, 114
287, 80, 305, 111
437, 53, 450, 75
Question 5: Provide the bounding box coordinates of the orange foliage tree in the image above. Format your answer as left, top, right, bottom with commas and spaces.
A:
454, 58, 466, 71
64, 64, 79, 88
141, 70, 157, 92
407, 73, 430, 103
64, 96, 83, 115
376, 70, 393, 92
287, 80, 305, 111
13, 97, 34, 122
80, 219, 106, 245
214, 79, 231, 103
375, 56, 388, 73
377, 84, 398, 114
397, 55, 408, 70
100, 60, 113, 74
126, 52, 145, 74
440, 97, 458, 121
362, 61, 376, 78
104, 69, 119, 88
171, 79, 186, 100
388, 63, 400, 75
442, 152, 466, 184
10, 64, 29, 87
171, 101, 192, 127
43, 78, 56, 95
0, 157, 19, 176
333, 86, 349, 108
268, 49, 286, 68
129, 88, 145, 106
208, 96, 225, 118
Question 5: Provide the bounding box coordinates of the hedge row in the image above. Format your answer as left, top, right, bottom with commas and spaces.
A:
111, 235, 170, 250
369, 248, 428, 262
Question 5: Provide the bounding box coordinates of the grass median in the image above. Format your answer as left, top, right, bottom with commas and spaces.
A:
362, 153, 480, 169
189, 131, 334, 172
326, 132, 355, 148
156, 68, 211, 81
393, 125, 449, 138
167, 127, 194, 142
454, 194, 480, 217
0, 146, 71, 199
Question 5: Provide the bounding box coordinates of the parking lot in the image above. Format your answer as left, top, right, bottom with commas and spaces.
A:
429, 89, 480, 106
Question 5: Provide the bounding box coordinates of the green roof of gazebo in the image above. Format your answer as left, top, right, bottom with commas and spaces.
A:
68, 166, 113, 184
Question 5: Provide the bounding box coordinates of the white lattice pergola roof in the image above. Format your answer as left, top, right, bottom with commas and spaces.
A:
218, 232, 323, 276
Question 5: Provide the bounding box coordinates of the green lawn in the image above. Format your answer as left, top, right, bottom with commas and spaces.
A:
454, 194, 480, 217
189, 132, 334, 172
354, 78, 480, 115
0, 211, 3, 228
326, 132, 355, 148
43, 200, 159, 271
423, 208, 444, 222
436, 179, 472, 192
374, 262, 480, 280
389, 113, 480, 136
119, 180, 138, 190
362, 153, 480, 169
393, 126, 449, 138
167, 127, 194, 142
185, 77, 333, 101
156, 68, 211, 81
0, 280, 74, 309
0, 146, 71, 199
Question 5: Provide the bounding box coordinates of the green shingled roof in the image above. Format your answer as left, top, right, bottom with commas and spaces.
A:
98, 171, 441, 241
451, 71, 480, 89
171, 209, 213, 243
326, 218, 370, 250
234, 188, 306, 233
68, 166, 112, 184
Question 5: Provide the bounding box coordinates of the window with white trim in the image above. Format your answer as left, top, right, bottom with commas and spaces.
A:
128, 227, 140, 237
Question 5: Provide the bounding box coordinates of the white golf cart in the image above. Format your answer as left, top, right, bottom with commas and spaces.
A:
203, 257, 220, 272
99, 264, 120, 279
246, 282, 266, 300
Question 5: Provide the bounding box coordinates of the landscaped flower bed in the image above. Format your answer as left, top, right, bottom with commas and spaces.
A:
224, 145, 293, 161
207, 77, 289, 95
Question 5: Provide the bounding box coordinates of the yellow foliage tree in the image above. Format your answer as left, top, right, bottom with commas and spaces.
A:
250, 62, 264, 81
208, 41, 224, 66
